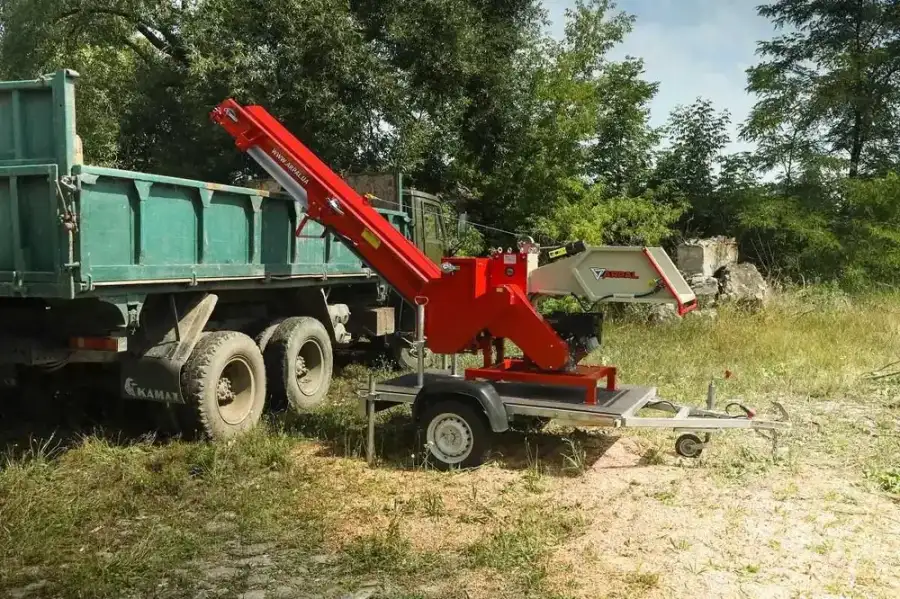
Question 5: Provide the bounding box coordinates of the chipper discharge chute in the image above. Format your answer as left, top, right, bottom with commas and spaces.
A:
528, 243, 697, 315
210, 98, 791, 470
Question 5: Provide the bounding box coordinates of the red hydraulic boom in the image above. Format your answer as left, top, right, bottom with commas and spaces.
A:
211, 101, 441, 302
211, 100, 613, 395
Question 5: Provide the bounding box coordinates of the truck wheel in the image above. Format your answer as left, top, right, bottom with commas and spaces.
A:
419, 399, 491, 470
265, 317, 333, 412
181, 331, 266, 440
391, 334, 434, 371
255, 318, 286, 353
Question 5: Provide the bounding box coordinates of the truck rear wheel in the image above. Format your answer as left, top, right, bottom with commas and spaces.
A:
255, 318, 286, 353
265, 317, 333, 412
181, 331, 267, 440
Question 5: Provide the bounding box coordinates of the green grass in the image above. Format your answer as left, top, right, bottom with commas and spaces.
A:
0, 427, 326, 598
865, 466, 900, 496
465, 502, 586, 594
596, 288, 900, 481
1, 288, 898, 598
343, 513, 441, 575
602, 288, 900, 401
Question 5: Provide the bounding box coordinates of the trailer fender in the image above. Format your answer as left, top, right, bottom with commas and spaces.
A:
120, 292, 218, 403
413, 379, 509, 433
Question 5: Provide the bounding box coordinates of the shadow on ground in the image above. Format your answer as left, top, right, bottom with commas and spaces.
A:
0, 346, 401, 461
287, 404, 643, 476
0, 384, 194, 463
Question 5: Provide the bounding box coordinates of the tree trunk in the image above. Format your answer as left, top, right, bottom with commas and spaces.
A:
849, 111, 863, 178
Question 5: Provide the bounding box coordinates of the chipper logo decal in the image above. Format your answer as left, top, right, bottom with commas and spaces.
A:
591, 268, 639, 280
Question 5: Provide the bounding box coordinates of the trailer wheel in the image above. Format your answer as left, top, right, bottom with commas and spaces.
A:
181, 331, 266, 440
419, 399, 491, 470
265, 317, 333, 412
675, 433, 704, 458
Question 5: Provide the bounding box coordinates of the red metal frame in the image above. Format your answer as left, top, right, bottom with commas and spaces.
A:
212, 100, 441, 302
642, 247, 697, 316
466, 358, 617, 405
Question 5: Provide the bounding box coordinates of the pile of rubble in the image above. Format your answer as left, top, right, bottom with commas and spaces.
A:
650, 237, 770, 322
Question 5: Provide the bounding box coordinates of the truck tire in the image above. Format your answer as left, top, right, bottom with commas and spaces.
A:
390, 333, 434, 371
418, 398, 491, 470
181, 331, 267, 440
255, 318, 286, 353
265, 317, 333, 412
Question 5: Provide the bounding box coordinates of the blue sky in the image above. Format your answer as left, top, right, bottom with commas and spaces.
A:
544, 0, 778, 154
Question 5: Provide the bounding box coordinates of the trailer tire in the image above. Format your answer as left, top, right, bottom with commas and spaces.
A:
419, 398, 491, 470
675, 433, 704, 458
265, 317, 333, 412
181, 331, 267, 440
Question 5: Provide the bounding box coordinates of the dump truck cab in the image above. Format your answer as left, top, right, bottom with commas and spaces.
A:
324, 174, 453, 367
249, 172, 453, 264
341, 172, 451, 264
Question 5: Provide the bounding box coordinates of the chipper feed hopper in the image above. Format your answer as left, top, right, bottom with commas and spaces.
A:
211, 100, 790, 469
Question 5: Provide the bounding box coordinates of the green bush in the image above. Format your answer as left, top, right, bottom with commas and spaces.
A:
839, 173, 900, 290
532, 180, 683, 247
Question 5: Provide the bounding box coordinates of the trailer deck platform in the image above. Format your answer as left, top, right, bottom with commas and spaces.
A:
372, 371, 655, 424
360, 368, 791, 465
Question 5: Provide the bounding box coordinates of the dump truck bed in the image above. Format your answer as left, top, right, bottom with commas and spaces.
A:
0, 70, 405, 299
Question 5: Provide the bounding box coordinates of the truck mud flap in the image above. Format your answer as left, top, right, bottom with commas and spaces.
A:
120, 293, 218, 403
0, 364, 17, 390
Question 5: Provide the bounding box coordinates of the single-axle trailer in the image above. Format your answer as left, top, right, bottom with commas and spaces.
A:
359, 316, 791, 467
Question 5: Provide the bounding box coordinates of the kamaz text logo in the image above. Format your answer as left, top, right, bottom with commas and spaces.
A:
123, 377, 178, 402
591, 268, 639, 281
270, 148, 310, 186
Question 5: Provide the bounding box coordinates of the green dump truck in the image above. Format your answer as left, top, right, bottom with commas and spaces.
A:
0, 70, 451, 438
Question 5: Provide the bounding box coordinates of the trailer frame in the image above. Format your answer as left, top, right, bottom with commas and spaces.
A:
359, 305, 791, 467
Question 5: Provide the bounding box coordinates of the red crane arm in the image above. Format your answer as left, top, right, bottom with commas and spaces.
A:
211, 100, 441, 303
211, 99, 585, 378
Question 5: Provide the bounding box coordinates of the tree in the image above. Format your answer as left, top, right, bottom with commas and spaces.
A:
459, 0, 671, 247
743, 0, 900, 179
650, 98, 731, 235
840, 172, 900, 287
0, 0, 554, 190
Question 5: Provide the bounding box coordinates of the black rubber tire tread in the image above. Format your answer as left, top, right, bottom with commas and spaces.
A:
390, 334, 435, 371
675, 433, 704, 458
264, 316, 334, 412
419, 398, 491, 470
181, 331, 267, 440
255, 318, 286, 354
